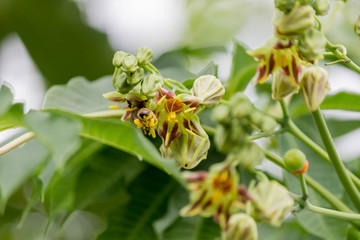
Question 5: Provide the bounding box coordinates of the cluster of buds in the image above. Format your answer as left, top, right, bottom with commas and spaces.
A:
104, 48, 225, 169
212, 93, 276, 168
248, 0, 331, 111
181, 160, 294, 239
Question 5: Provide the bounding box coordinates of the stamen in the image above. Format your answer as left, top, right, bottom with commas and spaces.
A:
185, 128, 197, 136
184, 107, 197, 113
150, 129, 156, 138
149, 119, 155, 127
134, 119, 143, 128
125, 107, 138, 111
165, 132, 170, 147
168, 112, 178, 122
157, 95, 166, 105
109, 106, 122, 110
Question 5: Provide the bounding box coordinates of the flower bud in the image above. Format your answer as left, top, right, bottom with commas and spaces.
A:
212, 104, 231, 125
222, 213, 258, 240
235, 142, 264, 168
355, 15, 360, 36
136, 47, 153, 66
162, 133, 210, 169
250, 180, 293, 227
298, 29, 327, 62
122, 55, 139, 73
249, 110, 264, 128
103, 91, 126, 102
301, 66, 330, 112
190, 75, 225, 107
127, 68, 144, 86
271, 71, 300, 100
274, 0, 296, 13
274, 5, 314, 37
284, 149, 308, 174
313, 0, 330, 16
261, 116, 277, 133
113, 72, 134, 94
141, 74, 160, 98
230, 93, 253, 118
113, 51, 128, 68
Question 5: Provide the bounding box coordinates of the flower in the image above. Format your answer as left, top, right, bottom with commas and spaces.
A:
180, 161, 240, 229
222, 213, 258, 240
191, 75, 225, 107
248, 38, 305, 87
249, 180, 293, 227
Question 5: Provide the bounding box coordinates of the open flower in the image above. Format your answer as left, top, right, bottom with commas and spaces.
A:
180, 161, 240, 229
248, 38, 306, 97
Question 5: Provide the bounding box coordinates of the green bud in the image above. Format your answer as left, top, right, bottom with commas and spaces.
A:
313, 0, 330, 16
103, 91, 126, 102
274, 0, 296, 13
122, 55, 139, 73
355, 15, 360, 36
249, 110, 264, 128
113, 72, 134, 94
235, 143, 264, 169
190, 75, 225, 106
161, 132, 210, 169
250, 180, 294, 227
261, 116, 277, 132
298, 29, 327, 62
301, 66, 330, 111
127, 68, 144, 85
271, 71, 300, 100
231, 93, 253, 118
214, 123, 247, 153
223, 213, 258, 240
284, 149, 307, 172
136, 47, 153, 66
212, 104, 231, 125
141, 74, 160, 98
113, 51, 128, 68
274, 5, 314, 37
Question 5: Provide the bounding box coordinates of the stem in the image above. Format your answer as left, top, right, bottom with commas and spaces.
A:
148, 63, 161, 75
326, 41, 360, 75
312, 108, 360, 211
287, 114, 360, 188
279, 99, 290, 120
263, 150, 353, 213
82, 109, 125, 118
306, 201, 360, 221
164, 78, 189, 92
246, 129, 284, 141
0, 132, 35, 155
299, 174, 309, 200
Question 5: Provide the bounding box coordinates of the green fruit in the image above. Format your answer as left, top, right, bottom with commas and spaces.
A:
284, 149, 306, 171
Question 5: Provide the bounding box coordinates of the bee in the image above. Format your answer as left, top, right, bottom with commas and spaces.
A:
133, 108, 158, 138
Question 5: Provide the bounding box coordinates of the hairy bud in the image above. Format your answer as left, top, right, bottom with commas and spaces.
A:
301, 66, 330, 111
191, 75, 225, 106
274, 5, 314, 37
113, 51, 128, 68
250, 180, 294, 227
141, 74, 160, 98
271, 71, 300, 100
127, 68, 144, 85
136, 47, 153, 66
313, 0, 330, 16
355, 15, 360, 36
122, 55, 139, 73
298, 29, 327, 62
222, 213, 258, 240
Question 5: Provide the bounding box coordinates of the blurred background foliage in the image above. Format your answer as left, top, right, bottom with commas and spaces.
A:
0, 0, 360, 239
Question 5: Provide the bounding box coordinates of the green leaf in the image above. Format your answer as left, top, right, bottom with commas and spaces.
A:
294, 188, 350, 240
44, 76, 113, 114
79, 117, 184, 184
257, 221, 320, 240
0, 139, 48, 212
24, 111, 82, 196
291, 91, 360, 117
224, 41, 257, 99
98, 166, 177, 240
73, 146, 145, 213
0, 85, 25, 131
6, 0, 114, 85
163, 216, 220, 240
0, 85, 13, 116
